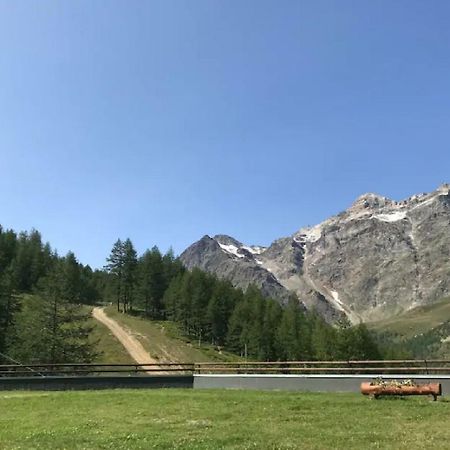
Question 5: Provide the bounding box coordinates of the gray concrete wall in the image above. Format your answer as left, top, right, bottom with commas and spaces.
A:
193, 374, 450, 395
2, 374, 449, 395
0, 375, 194, 391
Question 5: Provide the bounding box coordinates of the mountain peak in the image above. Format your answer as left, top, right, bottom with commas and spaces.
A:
437, 183, 450, 195
213, 234, 243, 248
181, 185, 450, 324
351, 193, 393, 211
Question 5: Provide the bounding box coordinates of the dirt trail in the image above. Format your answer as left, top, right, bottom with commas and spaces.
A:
92, 307, 157, 367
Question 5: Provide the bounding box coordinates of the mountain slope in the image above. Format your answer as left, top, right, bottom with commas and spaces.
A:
368, 297, 450, 358
180, 235, 289, 301
181, 184, 450, 323
369, 297, 450, 339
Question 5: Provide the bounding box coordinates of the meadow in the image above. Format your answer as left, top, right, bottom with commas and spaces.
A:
369, 297, 450, 338
0, 389, 449, 449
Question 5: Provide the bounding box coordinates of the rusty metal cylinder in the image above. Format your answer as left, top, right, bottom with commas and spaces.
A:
361, 382, 442, 398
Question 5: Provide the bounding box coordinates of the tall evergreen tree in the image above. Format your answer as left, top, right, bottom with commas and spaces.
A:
260, 300, 283, 361
0, 227, 17, 271
163, 272, 183, 321
62, 252, 82, 303
137, 247, 165, 318
0, 271, 19, 361
226, 291, 252, 357
162, 248, 184, 284
310, 312, 338, 360
122, 239, 137, 312
206, 280, 236, 345
79, 265, 100, 305
105, 239, 125, 311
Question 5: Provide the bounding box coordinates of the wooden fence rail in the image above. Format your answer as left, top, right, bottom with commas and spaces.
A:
1, 360, 450, 377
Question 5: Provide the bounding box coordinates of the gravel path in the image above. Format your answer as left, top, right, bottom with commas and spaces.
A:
92, 307, 157, 366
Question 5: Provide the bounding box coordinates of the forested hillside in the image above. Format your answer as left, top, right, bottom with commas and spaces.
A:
0, 226, 382, 365
101, 238, 381, 361
0, 226, 100, 364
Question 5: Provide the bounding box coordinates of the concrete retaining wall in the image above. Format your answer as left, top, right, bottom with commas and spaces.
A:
0, 375, 193, 391
193, 374, 450, 395
2, 374, 449, 394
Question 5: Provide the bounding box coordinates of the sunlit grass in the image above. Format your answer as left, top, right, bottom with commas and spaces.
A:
104, 306, 241, 362
0, 389, 449, 449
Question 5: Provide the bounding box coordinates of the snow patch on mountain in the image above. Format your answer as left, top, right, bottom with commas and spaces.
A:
242, 245, 266, 255
329, 290, 345, 312
218, 243, 245, 258
374, 211, 407, 223
329, 289, 361, 323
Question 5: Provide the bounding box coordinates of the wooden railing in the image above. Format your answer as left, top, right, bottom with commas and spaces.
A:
0, 363, 194, 377
1, 360, 450, 377
194, 360, 450, 375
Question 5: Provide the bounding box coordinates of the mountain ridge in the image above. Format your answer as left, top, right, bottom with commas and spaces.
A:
180, 184, 450, 324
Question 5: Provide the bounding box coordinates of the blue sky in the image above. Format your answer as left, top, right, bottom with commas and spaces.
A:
1, 1, 449, 268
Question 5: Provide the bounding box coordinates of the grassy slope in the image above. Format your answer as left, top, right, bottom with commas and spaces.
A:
1, 390, 449, 449
103, 306, 242, 363
369, 297, 450, 338
87, 313, 135, 364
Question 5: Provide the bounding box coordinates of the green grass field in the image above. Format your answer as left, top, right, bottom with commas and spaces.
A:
0, 389, 449, 449
104, 306, 241, 362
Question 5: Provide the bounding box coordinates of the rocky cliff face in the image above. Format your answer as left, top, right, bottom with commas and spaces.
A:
180, 184, 450, 323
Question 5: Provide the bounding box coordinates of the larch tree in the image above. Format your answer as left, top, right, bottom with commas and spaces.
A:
137, 247, 165, 318
8, 266, 96, 364
122, 239, 137, 313
105, 239, 125, 312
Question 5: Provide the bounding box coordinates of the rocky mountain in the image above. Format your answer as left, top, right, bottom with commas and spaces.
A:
180, 184, 450, 324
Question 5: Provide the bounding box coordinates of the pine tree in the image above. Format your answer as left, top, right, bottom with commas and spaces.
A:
163, 273, 183, 321
162, 248, 184, 284
226, 291, 251, 357
79, 265, 100, 305
194, 270, 219, 345
8, 267, 96, 364
334, 318, 380, 360
260, 300, 282, 361
105, 239, 125, 311
245, 287, 266, 359
137, 247, 165, 318
62, 252, 82, 303
276, 294, 311, 360
0, 271, 19, 360
335, 317, 356, 359
0, 227, 17, 271
122, 239, 137, 312
206, 280, 236, 346
310, 312, 338, 360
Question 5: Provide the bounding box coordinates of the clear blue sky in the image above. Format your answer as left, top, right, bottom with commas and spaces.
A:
1, 1, 449, 268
